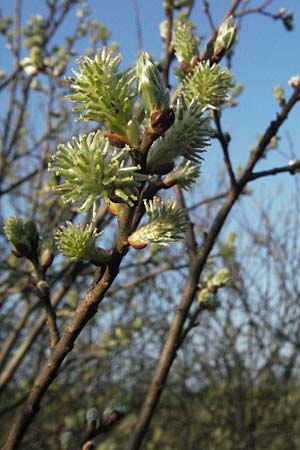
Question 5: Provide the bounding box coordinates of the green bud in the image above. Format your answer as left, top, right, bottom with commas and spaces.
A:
211, 268, 230, 288
23, 219, 39, 250
136, 51, 170, 115
126, 118, 140, 147
163, 160, 200, 190
66, 48, 136, 135
55, 221, 102, 262
39, 232, 56, 268
29, 46, 43, 66
214, 16, 237, 54
197, 288, 211, 304
49, 131, 148, 213
4, 217, 25, 249
4, 216, 38, 257
183, 61, 234, 109
273, 85, 285, 102
147, 98, 211, 173
173, 20, 199, 64
128, 197, 187, 248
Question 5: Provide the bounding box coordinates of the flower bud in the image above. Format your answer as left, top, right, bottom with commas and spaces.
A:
211, 268, 230, 288
136, 51, 170, 115
40, 248, 54, 268
23, 219, 39, 250
20, 57, 38, 76
288, 75, 300, 88
197, 288, 211, 304
29, 46, 43, 66
4, 216, 34, 257
273, 85, 285, 103
128, 198, 187, 248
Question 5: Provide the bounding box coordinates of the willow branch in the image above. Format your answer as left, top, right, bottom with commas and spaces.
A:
213, 109, 237, 188
125, 85, 300, 450
248, 161, 300, 182
0, 262, 84, 393
173, 185, 198, 256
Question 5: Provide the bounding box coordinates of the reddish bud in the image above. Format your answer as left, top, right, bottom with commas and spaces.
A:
104, 131, 130, 148
150, 108, 175, 135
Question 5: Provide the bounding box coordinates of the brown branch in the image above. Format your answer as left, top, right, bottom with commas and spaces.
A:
2, 261, 121, 449
0, 262, 84, 393
200, 0, 243, 61
126, 188, 240, 450
2, 203, 136, 448
0, 302, 38, 369
0, 169, 38, 196
242, 85, 300, 178
213, 110, 237, 189
202, 0, 217, 35
36, 284, 60, 349
0, 67, 22, 92
173, 185, 198, 256
235, 0, 275, 18
188, 190, 228, 211
248, 161, 300, 182
124, 85, 300, 450
108, 262, 186, 296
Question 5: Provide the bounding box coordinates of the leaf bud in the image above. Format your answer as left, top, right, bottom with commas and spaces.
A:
273, 85, 285, 104
214, 16, 237, 55
211, 268, 230, 288
288, 75, 300, 89
103, 131, 130, 148
126, 118, 140, 147
136, 51, 170, 116
39, 233, 56, 269
37, 280, 50, 296
29, 45, 43, 66
4, 216, 36, 258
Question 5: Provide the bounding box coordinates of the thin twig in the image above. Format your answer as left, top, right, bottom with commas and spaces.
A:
202, 0, 217, 35
162, 4, 174, 88
173, 184, 198, 256
124, 84, 300, 450
248, 162, 300, 182
133, 0, 143, 50
213, 110, 237, 189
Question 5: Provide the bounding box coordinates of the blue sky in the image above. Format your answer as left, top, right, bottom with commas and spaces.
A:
16, 0, 300, 166
1, 0, 300, 209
